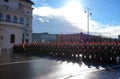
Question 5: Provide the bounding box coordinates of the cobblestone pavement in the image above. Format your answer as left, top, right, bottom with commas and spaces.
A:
0, 52, 120, 79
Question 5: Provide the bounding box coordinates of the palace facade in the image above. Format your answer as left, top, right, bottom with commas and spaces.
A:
0, 0, 34, 49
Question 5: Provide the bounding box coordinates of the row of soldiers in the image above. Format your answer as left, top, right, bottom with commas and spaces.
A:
13, 44, 120, 63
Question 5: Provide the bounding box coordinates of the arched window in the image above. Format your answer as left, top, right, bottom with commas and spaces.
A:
10, 34, 15, 43
22, 33, 24, 38
0, 13, 3, 21
4, 0, 9, 2
6, 14, 10, 22
26, 39, 29, 44
13, 16, 17, 23
20, 17, 24, 24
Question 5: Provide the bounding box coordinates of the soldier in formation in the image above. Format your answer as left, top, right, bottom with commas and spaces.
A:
14, 43, 120, 63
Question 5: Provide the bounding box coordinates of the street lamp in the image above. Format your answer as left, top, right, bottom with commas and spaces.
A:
85, 8, 92, 35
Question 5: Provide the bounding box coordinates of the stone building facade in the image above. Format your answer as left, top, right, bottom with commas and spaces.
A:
57, 32, 114, 43
32, 33, 58, 43
0, 0, 34, 49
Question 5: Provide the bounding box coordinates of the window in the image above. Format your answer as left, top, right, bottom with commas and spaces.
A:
26, 39, 29, 44
26, 33, 29, 37
0, 13, 3, 21
20, 17, 24, 24
13, 16, 17, 23
26, 23, 29, 27
5, 6, 8, 9
6, 14, 10, 22
0, 36, 3, 40
22, 33, 24, 44
27, 11, 29, 14
10, 34, 15, 43
4, 0, 9, 2
19, 3, 22, 7
22, 33, 24, 38
27, 18, 29, 21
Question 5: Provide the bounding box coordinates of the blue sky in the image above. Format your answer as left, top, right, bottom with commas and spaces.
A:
31, 0, 120, 38
83, 0, 120, 25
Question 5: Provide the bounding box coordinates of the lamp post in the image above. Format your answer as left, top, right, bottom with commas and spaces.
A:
85, 8, 92, 35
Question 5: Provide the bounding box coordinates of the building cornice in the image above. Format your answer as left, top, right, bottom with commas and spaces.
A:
0, 21, 23, 29
23, 0, 34, 5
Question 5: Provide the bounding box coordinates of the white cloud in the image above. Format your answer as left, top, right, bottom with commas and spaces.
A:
89, 22, 120, 38
33, 0, 120, 38
33, 1, 87, 30
32, 15, 82, 34
38, 18, 45, 23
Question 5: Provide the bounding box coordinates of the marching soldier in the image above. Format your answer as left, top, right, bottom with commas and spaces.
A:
97, 45, 102, 61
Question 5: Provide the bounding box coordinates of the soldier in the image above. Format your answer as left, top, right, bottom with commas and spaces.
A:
117, 45, 120, 57
65, 45, 71, 58
81, 45, 85, 59
49, 45, 53, 56
97, 45, 102, 61
111, 45, 117, 62
91, 45, 95, 60
89, 45, 93, 60
78, 45, 82, 57
94, 45, 99, 61
69, 45, 72, 56
86, 45, 90, 59
103, 45, 110, 63
76, 45, 80, 58
57, 45, 61, 57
